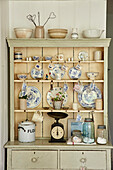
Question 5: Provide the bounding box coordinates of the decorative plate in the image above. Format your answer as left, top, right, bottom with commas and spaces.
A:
19, 86, 41, 108
31, 68, 43, 79
69, 67, 81, 79
47, 87, 68, 107
49, 64, 65, 79
78, 51, 88, 61
78, 83, 102, 108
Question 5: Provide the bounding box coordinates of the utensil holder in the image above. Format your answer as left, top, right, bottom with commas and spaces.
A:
35, 26, 44, 38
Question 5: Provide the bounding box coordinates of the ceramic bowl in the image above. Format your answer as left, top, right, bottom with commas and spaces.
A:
17, 73, 27, 80
45, 56, 52, 61
82, 29, 104, 38
14, 28, 33, 38
48, 29, 68, 39
86, 72, 99, 80
33, 56, 40, 61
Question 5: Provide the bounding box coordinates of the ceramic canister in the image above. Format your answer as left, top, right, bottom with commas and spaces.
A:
95, 99, 102, 110
94, 51, 102, 60
14, 51, 22, 60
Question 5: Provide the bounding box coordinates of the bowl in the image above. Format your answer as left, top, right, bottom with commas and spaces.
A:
33, 56, 40, 61
17, 73, 27, 80
48, 29, 68, 39
45, 56, 52, 61
82, 29, 104, 38
86, 72, 99, 80
14, 28, 33, 38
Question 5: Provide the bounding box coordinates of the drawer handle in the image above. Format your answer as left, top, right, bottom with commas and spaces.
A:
80, 158, 87, 163
31, 157, 38, 163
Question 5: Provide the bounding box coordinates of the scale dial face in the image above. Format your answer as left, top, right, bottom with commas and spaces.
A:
51, 126, 64, 139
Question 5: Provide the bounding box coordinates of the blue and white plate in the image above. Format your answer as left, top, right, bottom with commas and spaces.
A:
69, 67, 81, 79
47, 87, 68, 107
78, 83, 102, 108
49, 64, 65, 79
19, 86, 41, 108
31, 68, 43, 79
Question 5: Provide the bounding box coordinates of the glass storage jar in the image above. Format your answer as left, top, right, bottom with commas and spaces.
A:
97, 125, 107, 144
72, 130, 82, 143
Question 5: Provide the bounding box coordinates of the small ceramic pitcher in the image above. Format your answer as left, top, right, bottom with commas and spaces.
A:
32, 111, 43, 122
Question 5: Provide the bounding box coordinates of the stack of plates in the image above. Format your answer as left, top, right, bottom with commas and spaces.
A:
48, 29, 68, 39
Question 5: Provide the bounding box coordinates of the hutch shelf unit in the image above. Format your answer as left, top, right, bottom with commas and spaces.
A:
5, 38, 112, 170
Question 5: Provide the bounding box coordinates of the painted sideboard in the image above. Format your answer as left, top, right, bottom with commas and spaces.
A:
5, 38, 112, 170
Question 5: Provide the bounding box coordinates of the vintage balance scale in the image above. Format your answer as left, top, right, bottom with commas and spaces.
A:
47, 112, 68, 143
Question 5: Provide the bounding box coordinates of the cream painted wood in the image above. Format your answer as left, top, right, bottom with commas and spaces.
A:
12, 150, 57, 169
60, 150, 106, 169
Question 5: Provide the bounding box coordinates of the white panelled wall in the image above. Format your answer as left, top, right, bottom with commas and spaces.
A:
9, 0, 107, 38
0, 0, 9, 170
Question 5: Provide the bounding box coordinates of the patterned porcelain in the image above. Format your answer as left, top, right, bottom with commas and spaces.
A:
17, 74, 27, 80
31, 68, 43, 79
49, 64, 65, 79
45, 56, 52, 61
19, 86, 41, 108
78, 51, 88, 61
33, 56, 40, 61
78, 83, 102, 108
47, 87, 68, 107
69, 66, 81, 79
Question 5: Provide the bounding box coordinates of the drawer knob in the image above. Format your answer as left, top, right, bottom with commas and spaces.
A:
80, 158, 87, 163
31, 157, 38, 163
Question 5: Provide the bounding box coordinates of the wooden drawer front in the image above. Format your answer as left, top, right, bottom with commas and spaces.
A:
12, 150, 57, 169
60, 151, 106, 170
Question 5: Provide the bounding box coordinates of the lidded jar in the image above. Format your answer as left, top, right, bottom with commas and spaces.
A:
97, 125, 107, 144
83, 118, 95, 144
72, 130, 82, 143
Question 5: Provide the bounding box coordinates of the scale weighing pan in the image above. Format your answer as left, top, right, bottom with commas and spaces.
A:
47, 112, 68, 120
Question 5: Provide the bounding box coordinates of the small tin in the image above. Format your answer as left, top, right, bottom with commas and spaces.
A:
14, 52, 22, 60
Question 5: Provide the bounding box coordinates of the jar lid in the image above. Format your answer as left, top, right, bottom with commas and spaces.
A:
84, 118, 92, 122
97, 125, 106, 129
73, 130, 81, 133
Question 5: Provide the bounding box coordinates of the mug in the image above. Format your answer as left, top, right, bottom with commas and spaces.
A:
55, 54, 64, 61
32, 111, 43, 122
35, 64, 41, 70
73, 82, 84, 93
94, 51, 102, 60
73, 102, 78, 110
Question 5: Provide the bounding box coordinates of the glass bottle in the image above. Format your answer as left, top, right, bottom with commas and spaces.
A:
72, 130, 82, 143
97, 125, 107, 144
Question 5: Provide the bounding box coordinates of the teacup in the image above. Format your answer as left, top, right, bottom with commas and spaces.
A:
35, 64, 41, 70
33, 56, 40, 61
55, 54, 64, 61
45, 56, 53, 61
73, 82, 84, 93
62, 83, 68, 92
32, 111, 43, 122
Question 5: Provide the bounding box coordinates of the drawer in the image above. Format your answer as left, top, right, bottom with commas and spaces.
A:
60, 150, 106, 170
12, 150, 57, 169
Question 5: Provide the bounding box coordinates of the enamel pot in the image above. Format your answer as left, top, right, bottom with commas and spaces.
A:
18, 119, 35, 142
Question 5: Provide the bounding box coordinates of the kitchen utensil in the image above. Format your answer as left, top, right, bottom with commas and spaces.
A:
14, 28, 33, 38
19, 86, 41, 108
38, 12, 40, 26
26, 14, 37, 27
47, 112, 68, 143
48, 29, 68, 39
47, 87, 68, 108
18, 119, 35, 142
82, 29, 104, 38
43, 12, 56, 26
83, 118, 95, 144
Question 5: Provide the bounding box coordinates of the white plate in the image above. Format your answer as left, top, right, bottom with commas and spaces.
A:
78, 51, 88, 61
49, 64, 65, 79
31, 68, 43, 79
78, 83, 102, 108
69, 67, 81, 79
19, 86, 41, 108
47, 87, 68, 107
